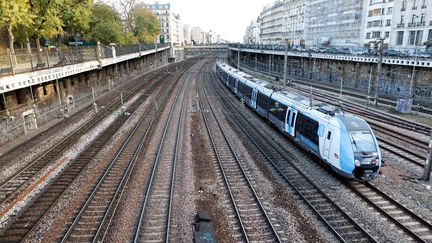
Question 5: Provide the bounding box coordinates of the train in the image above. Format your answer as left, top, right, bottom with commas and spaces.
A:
215, 61, 381, 181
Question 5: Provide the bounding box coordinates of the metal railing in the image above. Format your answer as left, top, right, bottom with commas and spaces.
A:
0, 43, 169, 77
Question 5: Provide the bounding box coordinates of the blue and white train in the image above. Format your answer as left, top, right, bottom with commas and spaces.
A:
215, 61, 381, 181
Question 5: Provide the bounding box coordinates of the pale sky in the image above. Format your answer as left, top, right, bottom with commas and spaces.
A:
105, 0, 274, 42
168, 0, 273, 42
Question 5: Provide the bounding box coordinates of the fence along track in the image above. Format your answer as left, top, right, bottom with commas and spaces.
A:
198, 68, 281, 242
208, 65, 376, 242
133, 62, 192, 243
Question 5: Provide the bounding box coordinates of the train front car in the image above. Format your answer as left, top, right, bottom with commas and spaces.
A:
336, 115, 381, 181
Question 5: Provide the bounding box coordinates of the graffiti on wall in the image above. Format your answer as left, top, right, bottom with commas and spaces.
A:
414, 85, 432, 97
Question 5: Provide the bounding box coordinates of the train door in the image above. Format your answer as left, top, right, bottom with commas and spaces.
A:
323, 129, 333, 161
251, 89, 258, 109
234, 79, 238, 94
287, 108, 297, 137
285, 109, 291, 134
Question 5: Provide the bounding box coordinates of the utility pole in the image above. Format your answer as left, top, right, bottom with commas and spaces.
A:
268, 52, 272, 77
409, 32, 418, 98
237, 42, 240, 71
283, 39, 289, 86
423, 130, 432, 181
374, 38, 383, 106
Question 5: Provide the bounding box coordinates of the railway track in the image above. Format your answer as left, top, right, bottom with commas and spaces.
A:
207, 66, 376, 242
0, 69, 174, 242
349, 182, 432, 242
0, 69, 162, 167
0, 71, 169, 207
227, 62, 432, 242
59, 69, 180, 242
378, 138, 426, 167
199, 68, 284, 242
133, 62, 190, 243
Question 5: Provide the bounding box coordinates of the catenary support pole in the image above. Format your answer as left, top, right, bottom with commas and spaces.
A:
283, 39, 289, 86
237, 42, 240, 71
374, 39, 383, 106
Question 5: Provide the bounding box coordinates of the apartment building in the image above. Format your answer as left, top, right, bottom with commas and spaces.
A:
304, 0, 365, 46
141, 2, 184, 46
256, 0, 305, 45
363, 0, 395, 48
390, 0, 432, 50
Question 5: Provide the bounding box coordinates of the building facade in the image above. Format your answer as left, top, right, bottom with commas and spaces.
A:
304, 0, 365, 46
362, 0, 395, 48
142, 2, 184, 46
389, 0, 432, 51
258, 1, 286, 44
244, 20, 261, 44
183, 24, 192, 45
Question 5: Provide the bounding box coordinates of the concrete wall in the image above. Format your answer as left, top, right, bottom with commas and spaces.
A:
234, 50, 432, 106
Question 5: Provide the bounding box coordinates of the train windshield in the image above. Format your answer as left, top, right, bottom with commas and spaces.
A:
350, 131, 377, 153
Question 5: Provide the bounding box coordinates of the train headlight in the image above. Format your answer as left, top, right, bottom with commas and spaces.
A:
371, 159, 378, 165
354, 160, 361, 167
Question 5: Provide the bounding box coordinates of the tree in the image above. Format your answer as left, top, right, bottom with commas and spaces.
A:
59, 0, 92, 46
118, 0, 138, 33
132, 8, 159, 44
86, 3, 125, 45
29, 0, 63, 63
0, 0, 32, 56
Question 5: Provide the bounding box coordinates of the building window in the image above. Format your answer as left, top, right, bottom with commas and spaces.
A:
372, 31, 381, 38
396, 31, 404, 45
416, 30, 423, 45
409, 31, 416, 45
366, 32, 371, 39
402, 0, 406, 10
400, 15, 404, 24
386, 19, 391, 26
420, 13, 425, 23
422, 0, 427, 8
412, 0, 417, 9
385, 31, 390, 38
388, 7, 393, 14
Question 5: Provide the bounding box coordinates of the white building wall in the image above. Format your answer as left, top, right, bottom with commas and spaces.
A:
304, 0, 364, 46
142, 2, 183, 46
390, 0, 432, 51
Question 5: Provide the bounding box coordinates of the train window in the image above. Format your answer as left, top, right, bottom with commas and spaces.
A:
287, 110, 291, 123
327, 131, 332, 140
296, 113, 319, 145
290, 113, 296, 127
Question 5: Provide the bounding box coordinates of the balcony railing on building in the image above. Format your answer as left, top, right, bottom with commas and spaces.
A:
408, 22, 426, 27
397, 23, 405, 28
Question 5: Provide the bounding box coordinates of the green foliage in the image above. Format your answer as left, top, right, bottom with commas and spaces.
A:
60, 0, 92, 35
0, 0, 32, 29
132, 8, 159, 44
86, 3, 125, 45
0, 0, 33, 50
29, 0, 64, 39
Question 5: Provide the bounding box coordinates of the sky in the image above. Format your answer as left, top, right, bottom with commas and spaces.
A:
105, 0, 274, 42
168, 0, 273, 42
